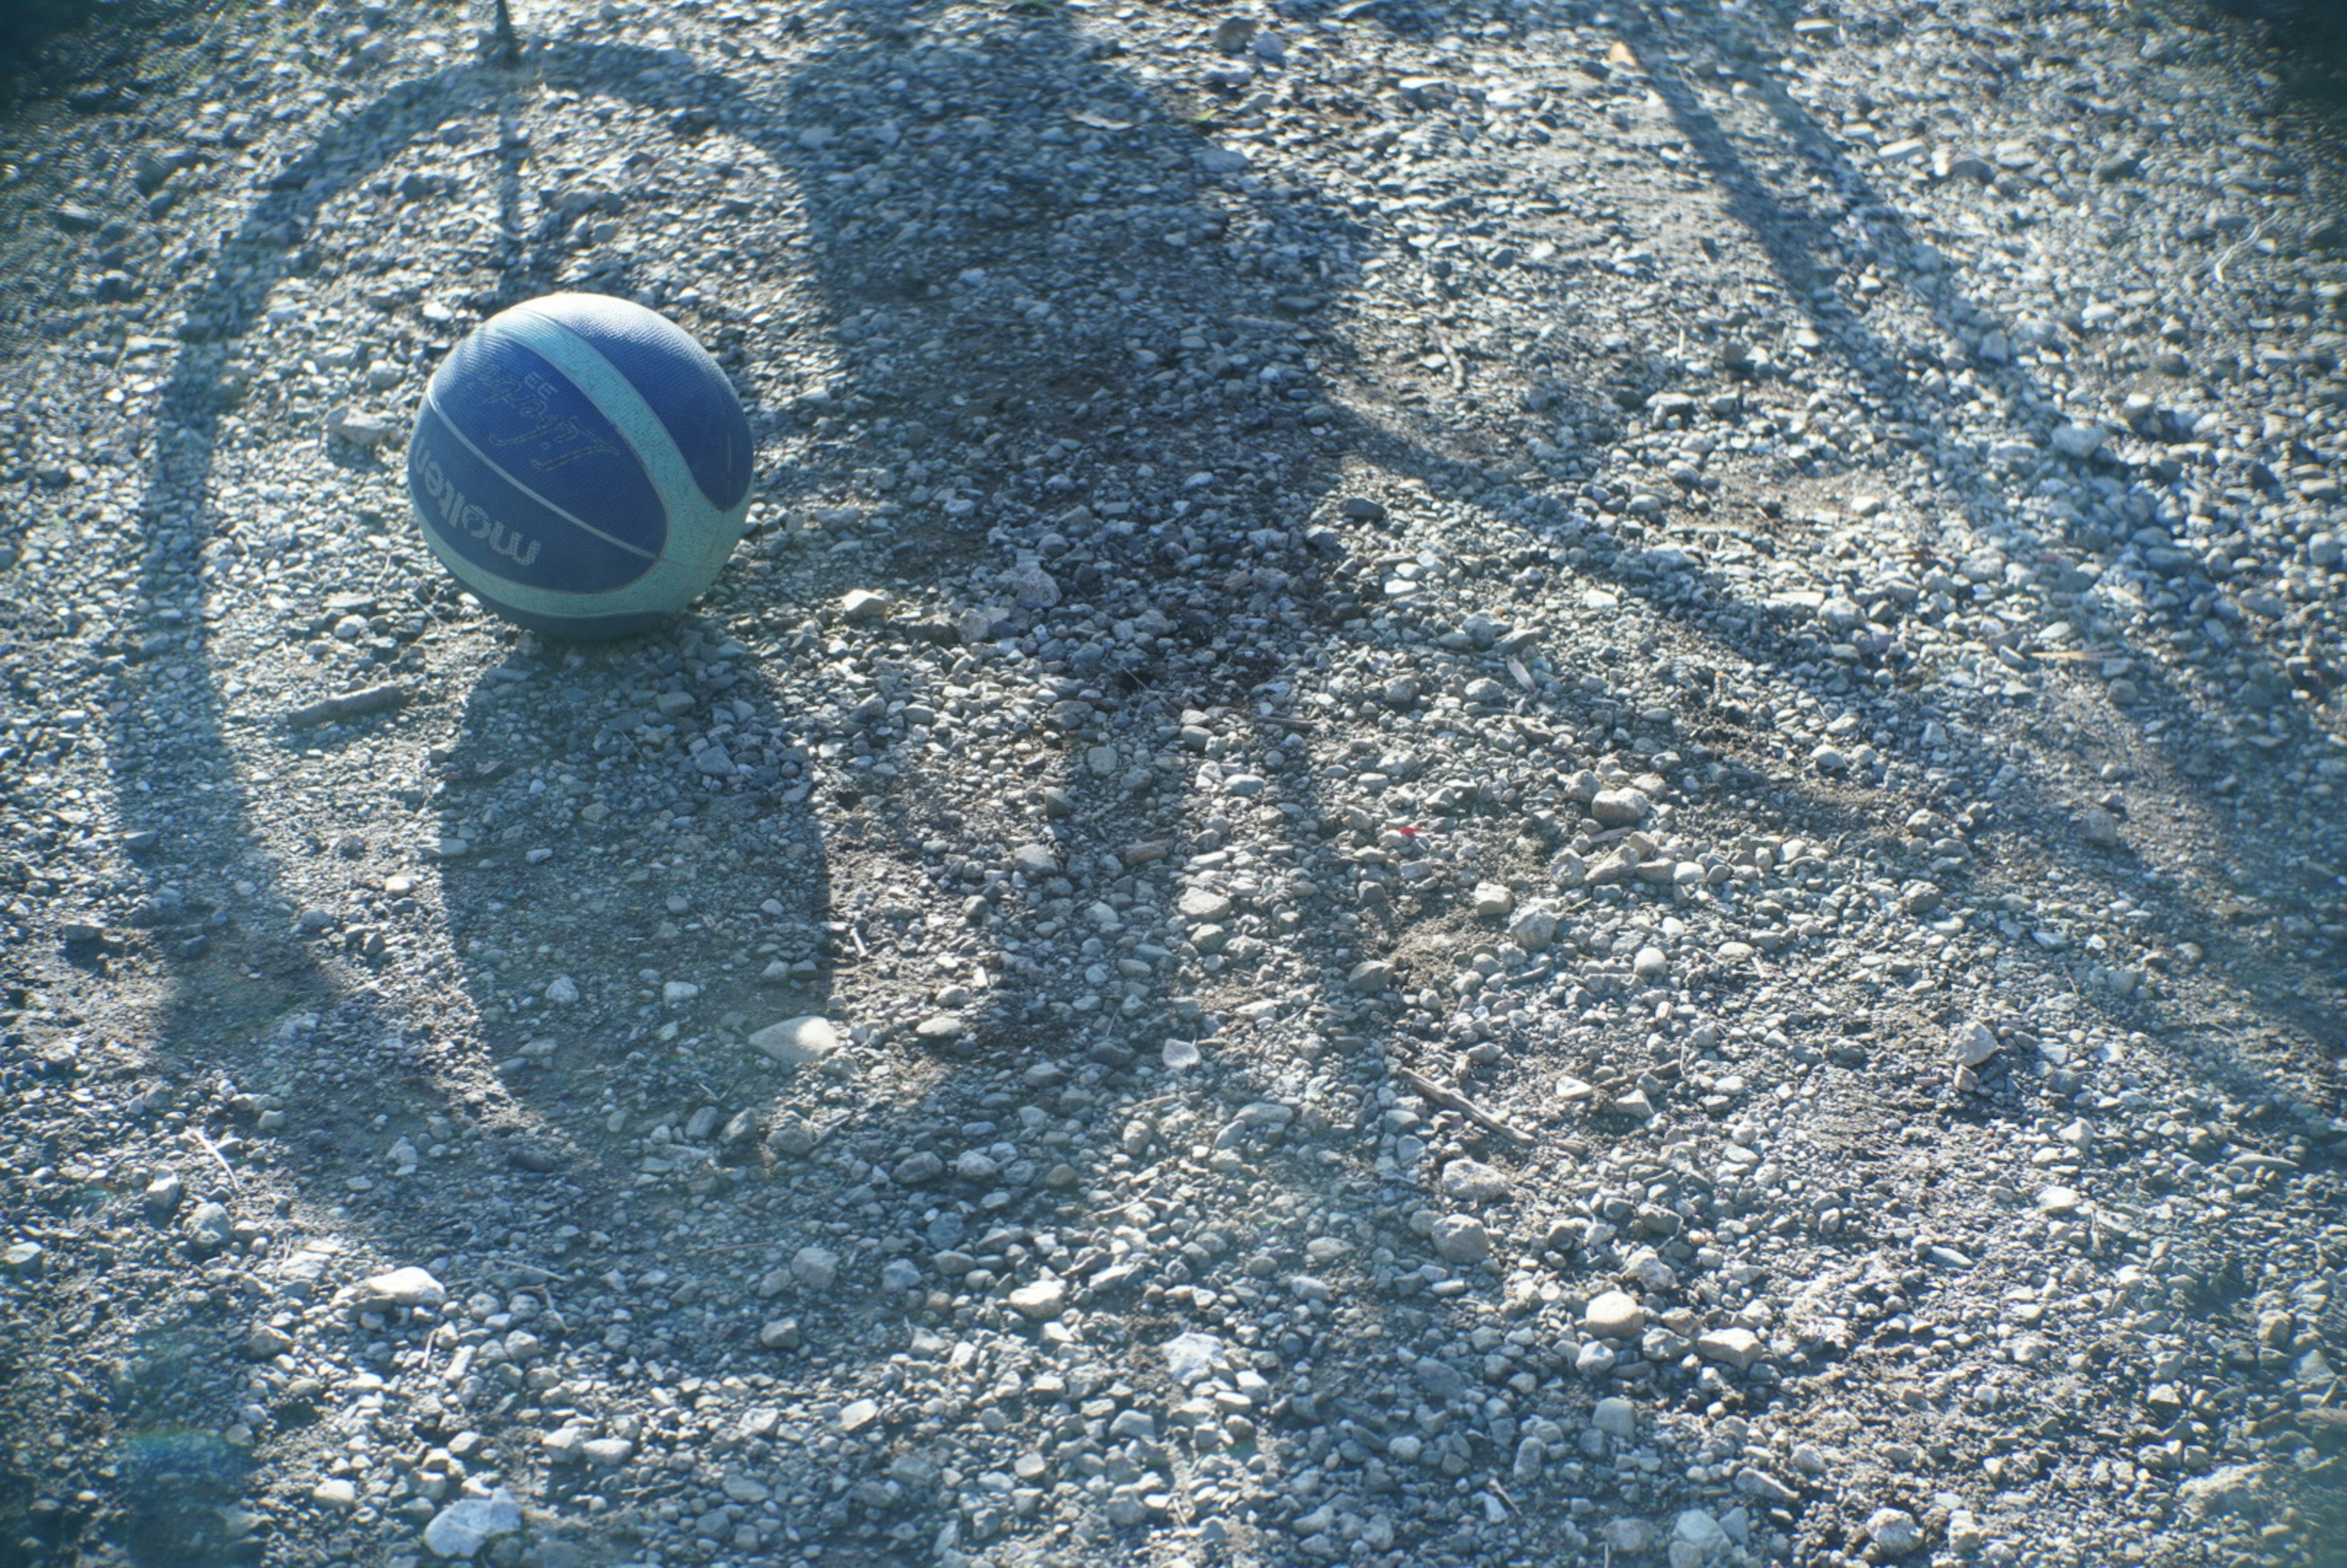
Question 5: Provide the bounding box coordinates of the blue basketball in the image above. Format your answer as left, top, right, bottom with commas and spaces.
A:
405, 293, 755, 638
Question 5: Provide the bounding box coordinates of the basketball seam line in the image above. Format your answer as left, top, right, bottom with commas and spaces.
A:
496, 306, 727, 572
416, 388, 661, 564
516, 302, 744, 513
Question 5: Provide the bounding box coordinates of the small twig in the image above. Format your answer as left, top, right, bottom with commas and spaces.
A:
485, 1257, 571, 1282
1434, 332, 1467, 394
285, 681, 410, 729
189, 1129, 243, 1192
2209, 223, 2263, 288
1395, 1066, 1536, 1145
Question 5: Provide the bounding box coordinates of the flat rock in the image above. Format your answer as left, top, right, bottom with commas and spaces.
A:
1437, 1157, 1508, 1203
1952, 1020, 1999, 1066
326, 406, 397, 447
1864, 1507, 1923, 1556
1178, 887, 1234, 921
750, 1015, 840, 1068
1007, 1277, 1068, 1321
2049, 422, 2107, 460
356, 1266, 446, 1310
1695, 1327, 1765, 1371
422, 1493, 523, 1559
1589, 788, 1651, 827
1430, 1214, 1491, 1263
1584, 1289, 1648, 1338
580, 1437, 634, 1468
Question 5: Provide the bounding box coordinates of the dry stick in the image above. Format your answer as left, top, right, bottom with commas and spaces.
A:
1395, 1066, 1536, 1145
1434, 332, 1467, 394
191, 1129, 243, 1192
286, 682, 411, 729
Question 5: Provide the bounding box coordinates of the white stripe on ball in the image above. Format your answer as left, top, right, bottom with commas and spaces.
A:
441, 305, 749, 623
416, 381, 659, 561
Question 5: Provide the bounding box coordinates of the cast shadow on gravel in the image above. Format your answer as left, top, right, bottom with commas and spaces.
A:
84, 3, 2339, 1564
83, 15, 1524, 1565
1595, 0, 2345, 1090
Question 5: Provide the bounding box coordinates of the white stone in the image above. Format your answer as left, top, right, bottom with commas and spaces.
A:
1696, 1327, 1765, 1371
751, 1015, 840, 1068
1178, 887, 1234, 921
422, 1492, 523, 1559
356, 1266, 446, 1310
1952, 1020, 1999, 1066
1163, 1331, 1227, 1383
1589, 787, 1651, 826
1439, 1159, 1510, 1203
1007, 1277, 1068, 1321
1507, 903, 1559, 949
1584, 1289, 1647, 1338
580, 1437, 634, 1468
1675, 1509, 1731, 1554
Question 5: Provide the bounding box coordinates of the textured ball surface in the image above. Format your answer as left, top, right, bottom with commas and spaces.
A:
406, 292, 754, 638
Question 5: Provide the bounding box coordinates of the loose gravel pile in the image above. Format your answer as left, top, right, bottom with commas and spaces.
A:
2, 1, 2346, 1565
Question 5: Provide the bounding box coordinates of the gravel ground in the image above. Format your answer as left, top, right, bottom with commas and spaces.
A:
3, 1, 2347, 1566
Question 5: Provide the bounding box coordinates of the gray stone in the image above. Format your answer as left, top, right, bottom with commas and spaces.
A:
792, 1245, 840, 1291
1439, 1159, 1510, 1203
1430, 1214, 1491, 1263
1864, 1507, 1922, 1556
1952, 1020, 1999, 1067
327, 407, 397, 448
1589, 788, 1651, 827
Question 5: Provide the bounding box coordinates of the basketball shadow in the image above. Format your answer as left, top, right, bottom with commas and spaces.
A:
427, 623, 837, 1163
